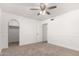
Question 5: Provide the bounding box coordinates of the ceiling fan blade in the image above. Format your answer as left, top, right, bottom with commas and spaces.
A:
48, 6, 57, 9
30, 8, 40, 10
46, 11, 50, 15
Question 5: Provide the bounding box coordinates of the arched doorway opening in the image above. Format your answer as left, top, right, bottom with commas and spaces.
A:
8, 19, 19, 47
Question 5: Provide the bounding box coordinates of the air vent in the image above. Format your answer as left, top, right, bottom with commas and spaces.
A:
51, 19, 54, 21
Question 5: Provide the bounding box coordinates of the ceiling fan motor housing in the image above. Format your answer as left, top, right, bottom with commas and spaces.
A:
40, 3, 46, 11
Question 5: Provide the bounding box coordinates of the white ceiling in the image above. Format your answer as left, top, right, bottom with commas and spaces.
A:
0, 3, 79, 20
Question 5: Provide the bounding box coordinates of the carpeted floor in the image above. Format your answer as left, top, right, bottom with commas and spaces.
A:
0, 42, 79, 56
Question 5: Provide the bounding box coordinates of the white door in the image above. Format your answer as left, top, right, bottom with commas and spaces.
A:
42, 23, 47, 42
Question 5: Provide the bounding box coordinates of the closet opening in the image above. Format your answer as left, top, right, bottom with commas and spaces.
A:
8, 19, 19, 47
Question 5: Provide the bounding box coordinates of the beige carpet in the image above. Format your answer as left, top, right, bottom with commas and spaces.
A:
0, 42, 79, 56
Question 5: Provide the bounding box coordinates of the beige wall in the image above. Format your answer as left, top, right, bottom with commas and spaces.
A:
46, 9, 79, 51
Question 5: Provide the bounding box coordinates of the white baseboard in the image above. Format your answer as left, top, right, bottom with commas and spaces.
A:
48, 42, 79, 51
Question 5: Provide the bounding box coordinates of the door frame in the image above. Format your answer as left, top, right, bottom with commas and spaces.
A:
8, 19, 20, 47
42, 23, 48, 42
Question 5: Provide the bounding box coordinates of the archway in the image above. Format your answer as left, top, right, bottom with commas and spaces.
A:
8, 19, 19, 47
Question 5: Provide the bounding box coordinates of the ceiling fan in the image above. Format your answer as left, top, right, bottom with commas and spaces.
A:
30, 3, 57, 16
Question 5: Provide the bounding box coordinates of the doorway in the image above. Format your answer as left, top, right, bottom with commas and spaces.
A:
8, 19, 19, 47
42, 23, 48, 43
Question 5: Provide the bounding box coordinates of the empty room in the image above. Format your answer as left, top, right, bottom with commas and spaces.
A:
0, 3, 79, 56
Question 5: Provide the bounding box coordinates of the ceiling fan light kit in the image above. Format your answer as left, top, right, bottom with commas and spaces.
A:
40, 10, 46, 15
